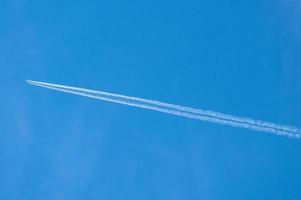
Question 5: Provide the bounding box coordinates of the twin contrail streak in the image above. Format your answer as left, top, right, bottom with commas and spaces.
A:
27, 80, 301, 139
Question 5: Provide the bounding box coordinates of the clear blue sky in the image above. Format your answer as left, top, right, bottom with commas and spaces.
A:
1, 0, 301, 199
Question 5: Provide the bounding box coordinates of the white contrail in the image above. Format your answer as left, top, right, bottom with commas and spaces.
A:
27, 80, 301, 139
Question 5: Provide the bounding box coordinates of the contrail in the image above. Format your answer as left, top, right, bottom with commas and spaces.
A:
27, 80, 301, 139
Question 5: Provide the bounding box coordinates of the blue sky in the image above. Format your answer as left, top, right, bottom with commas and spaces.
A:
1, 0, 301, 199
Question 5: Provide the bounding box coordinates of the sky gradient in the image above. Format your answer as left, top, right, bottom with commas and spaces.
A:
1, 0, 301, 199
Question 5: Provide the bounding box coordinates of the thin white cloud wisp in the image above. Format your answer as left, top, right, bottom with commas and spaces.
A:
27, 80, 301, 139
